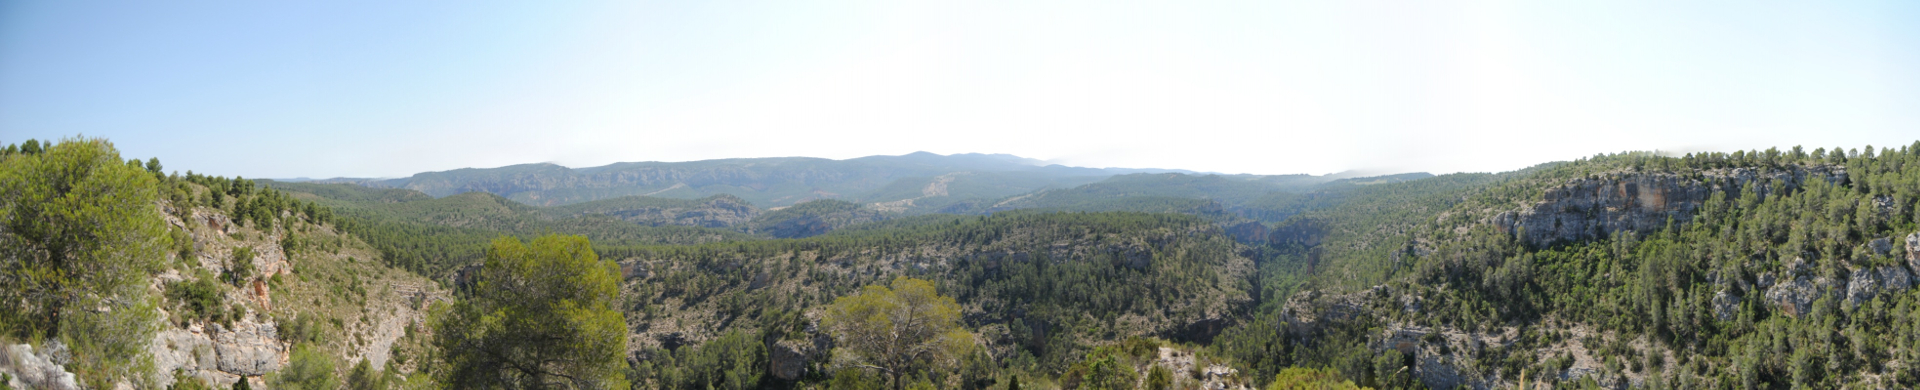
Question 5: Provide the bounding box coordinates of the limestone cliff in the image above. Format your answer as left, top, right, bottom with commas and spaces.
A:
140, 200, 444, 388
1494, 165, 1846, 247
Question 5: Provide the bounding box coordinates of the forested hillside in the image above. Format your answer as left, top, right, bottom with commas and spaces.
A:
612, 211, 1258, 387
1234, 144, 1920, 389
319, 152, 1174, 207
0, 138, 443, 389
10, 136, 1920, 389
268, 181, 754, 279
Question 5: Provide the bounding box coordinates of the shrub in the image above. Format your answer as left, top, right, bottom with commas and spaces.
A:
267, 344, 337, 390
166, 279, 226, 322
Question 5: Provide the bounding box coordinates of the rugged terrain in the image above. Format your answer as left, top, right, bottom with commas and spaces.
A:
2, 181, 444, 389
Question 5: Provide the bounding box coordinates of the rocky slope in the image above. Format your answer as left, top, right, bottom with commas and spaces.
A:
545, 194, 760, 228
149, 201, 444, 388
1268, 156, 1920, 389
0, 197, 444, 389
1494, 165, 1847, 247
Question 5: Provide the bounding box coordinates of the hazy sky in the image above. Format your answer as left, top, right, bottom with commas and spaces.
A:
3, 1, 1917, 178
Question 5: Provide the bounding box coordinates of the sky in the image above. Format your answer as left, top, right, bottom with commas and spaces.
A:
2, 1, 1917, 179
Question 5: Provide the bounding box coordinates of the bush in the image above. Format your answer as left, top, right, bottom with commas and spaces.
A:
1265, 367, 1363, 390
346, 358, 394, 390
280, 311, 323, 345
167, 370, 213, 390
228, 246, 256, 285
166, 279, 226, 323
267, 344, 337, 390
1147, 365, 1174, 390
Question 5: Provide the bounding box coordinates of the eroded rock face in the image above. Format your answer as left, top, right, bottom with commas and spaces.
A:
1761, 259, 1913, 317
1712, 290, 1742, 322
1906, 232, 1920, 277
1372, 326, 1496, 390
1845, 266, 1913, 308
1764, 275, 1834, 318
602, 196, 761, 228
0, 343, 80, 390
152, 323, 238, 388
212, 319, 284, 376
1495, 166, 1845, 247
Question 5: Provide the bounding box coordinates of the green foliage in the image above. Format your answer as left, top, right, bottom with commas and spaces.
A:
228, 246, 256, 285
269, 182, 753, 278
829, 368, 888, 390
1146, 365, 1173, 390
1211, 312, 1291, 382
433, 234, 629, 389
167, 371, 213, 390
279, 311, 324, 345
268, 343, 337, 390
637, 329, 767, 390
346, 357, 396, 390
612, 210, 1250, 385
1064, 348, 1138, 390
750, 199, 889, 238
165, 278, 226, 323
1265, 367, 1367, 390
0, 137, 167, 385
822, 277, 971, 390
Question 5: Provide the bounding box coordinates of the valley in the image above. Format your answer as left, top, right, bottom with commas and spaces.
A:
5, 140, 1920, 389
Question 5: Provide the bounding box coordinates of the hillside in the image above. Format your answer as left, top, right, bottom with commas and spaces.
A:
15, 137, 1920, 390
147, 181, 444, 389
1238, 144, 1920, 389
608, 211, 1259, 386
0, 140, 442, 389
266, 181, 756, 279
319, 152, 1176, 207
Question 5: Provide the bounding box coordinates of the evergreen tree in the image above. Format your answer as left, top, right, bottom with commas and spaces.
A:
0, 137, 166, 386
434, 234, 629, 389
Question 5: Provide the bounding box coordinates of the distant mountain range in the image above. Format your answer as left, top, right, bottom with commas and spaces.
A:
288, 152, 1400, 210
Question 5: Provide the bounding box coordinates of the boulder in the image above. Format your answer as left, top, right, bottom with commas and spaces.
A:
1846, 266, 1914, 308
0, 343, 79, 390
1764, 277, 1831, 318
1711, 290, 1742, 322
1870, 237, 1894, 257
212, 319, 284, 376
1906, 232, 1920, 277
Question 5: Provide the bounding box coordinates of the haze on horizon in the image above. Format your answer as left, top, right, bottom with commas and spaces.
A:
2, 1, 1917, 179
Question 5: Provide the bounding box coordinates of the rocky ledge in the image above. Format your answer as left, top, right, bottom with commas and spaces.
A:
1495, 165, 1846, 247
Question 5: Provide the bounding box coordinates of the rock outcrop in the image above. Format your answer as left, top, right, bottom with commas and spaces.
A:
1711, 290, 1742, 322
1907, 232, 1920, 277
150, 316, 286, 387
1372, 326, 1498, 390
1759, 257, 1914, 317
1844, 266, 1913, 307
596, 195, 760, 228
0, 343, 80, 390
1495, 166, 1845, 247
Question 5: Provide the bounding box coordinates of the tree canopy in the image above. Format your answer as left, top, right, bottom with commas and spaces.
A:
0, 137, 166, 385
434, 234, 629, 389
822, 276, 972, 390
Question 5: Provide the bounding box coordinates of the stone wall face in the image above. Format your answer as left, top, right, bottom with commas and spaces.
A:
1495, 166, 1846, 247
